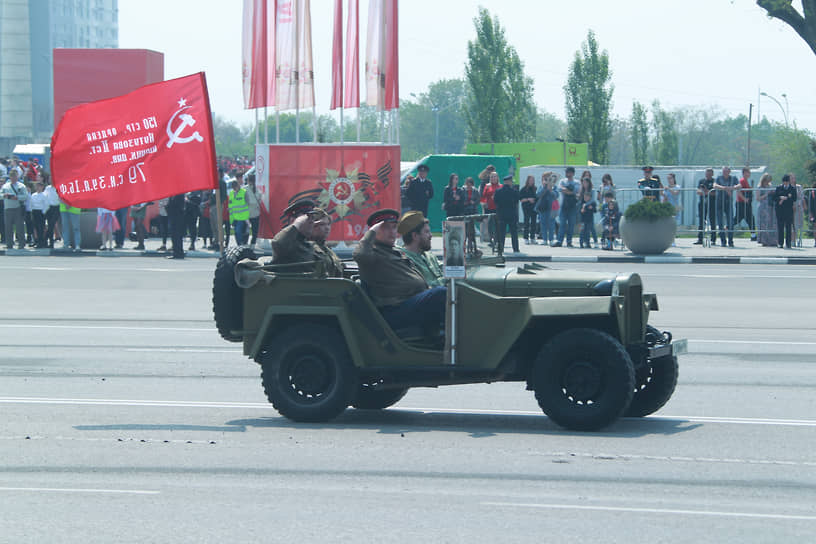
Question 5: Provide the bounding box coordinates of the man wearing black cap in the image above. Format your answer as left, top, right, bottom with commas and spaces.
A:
271, 199, 343, 277
406, 164, 434, 218
353, 208, 446, 332
397, 211, 444, 287
493, 174, 520, 255
638, 166, 662, 201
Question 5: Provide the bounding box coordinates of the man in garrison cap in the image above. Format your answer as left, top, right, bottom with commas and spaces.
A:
397, 211, 444, 287
353, 208, 446, 332
270, 199, 343, 277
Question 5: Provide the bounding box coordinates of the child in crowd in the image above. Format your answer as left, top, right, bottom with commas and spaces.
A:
578, 190, 597, 249
96, 207, 120, 251
600, 192, 620, 250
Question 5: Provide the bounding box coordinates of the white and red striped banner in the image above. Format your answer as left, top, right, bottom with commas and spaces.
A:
241, 0, 276, 109
384, 0, 398, 110
330, 0, 343, 110
297, 0, 315, 109
344, 0, 360, 108
365, 0, 385, 109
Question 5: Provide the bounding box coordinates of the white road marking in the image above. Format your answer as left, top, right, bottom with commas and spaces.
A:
691, 339, 816, 346
1, 397, 814, 429
3, 324, 213, 332
482, 502, 816, 521
0, 487, 159, 495
125, 348, 241, 353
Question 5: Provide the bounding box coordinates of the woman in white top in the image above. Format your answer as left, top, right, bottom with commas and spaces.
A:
29, 180, 48, 247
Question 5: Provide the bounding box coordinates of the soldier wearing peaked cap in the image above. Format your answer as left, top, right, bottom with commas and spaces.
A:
353, 208, 446, 332
271, 199, 343, 277
638, 166, 662, 201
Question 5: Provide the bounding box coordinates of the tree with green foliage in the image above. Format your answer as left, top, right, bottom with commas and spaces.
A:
630, 101, 649, 165
536, 109, 567, 141
213, 116, 253, 157
651, 100, 679, 165
401, 79, 467, 159
464, 8, 536, 143
564, 30, 614, 163
757, 0, 816, 55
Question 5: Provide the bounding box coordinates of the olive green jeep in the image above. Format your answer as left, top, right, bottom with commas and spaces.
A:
212, 234, 685, 431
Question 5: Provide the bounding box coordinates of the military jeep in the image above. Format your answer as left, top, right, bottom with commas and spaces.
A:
212, 235, 685, 431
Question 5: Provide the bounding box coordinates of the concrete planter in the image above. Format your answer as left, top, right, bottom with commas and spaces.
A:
620, 215, 676, 255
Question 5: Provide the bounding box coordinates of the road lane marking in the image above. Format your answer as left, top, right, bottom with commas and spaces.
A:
3, 324, 213, 332
691, 339, 816, 346
0, 487, 159, 495
482, 502, 816, 521
1, 397, 815, 428
125, 348, 242, 353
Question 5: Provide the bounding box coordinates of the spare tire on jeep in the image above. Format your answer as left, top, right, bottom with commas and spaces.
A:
213, 245, 258, 342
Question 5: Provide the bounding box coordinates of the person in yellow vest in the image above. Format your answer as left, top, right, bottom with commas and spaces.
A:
228, 179, 250, 246
58, 200, 82, 252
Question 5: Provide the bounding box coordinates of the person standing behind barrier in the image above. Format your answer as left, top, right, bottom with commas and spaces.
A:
535, 172, 557, 245
735, 167, 756, 241
713, 166, 739, 247
756, 173, 777, 247
597, 173, 615, 202
29, 180, 47, 248
443, 173, 464, 218
156, 197, 169, 252
695, 168, 716, 245
59, 200, 81, 252
480, 171, 501, 248
807, 181, 816, 247
478, 165, 495, 243
638, 166, 661, 200
600, 192, 621, 250
773, 174, 796, 249
578, 183, 597, 249
43, 177, 61, 248
494, 174, 520, 256
792, 173, 804, 245
662, 173, 682, 229
1, 169, 27, 249
519, 175, 538, 244
245, 174, 261, 246
552, 167, 579, 247
462, 177, 480, 254
406, 164, 434, 218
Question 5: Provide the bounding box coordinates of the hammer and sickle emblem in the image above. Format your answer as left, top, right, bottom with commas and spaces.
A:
166, 106, 205, 149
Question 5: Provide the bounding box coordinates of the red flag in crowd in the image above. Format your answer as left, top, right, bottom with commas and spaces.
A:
51, 72, 218, 210
330, 0, 343, 110
344, 0, 359, 108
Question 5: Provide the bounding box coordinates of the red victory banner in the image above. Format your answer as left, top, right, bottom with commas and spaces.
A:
51, 72, 218, 209
255, 144, 400, 241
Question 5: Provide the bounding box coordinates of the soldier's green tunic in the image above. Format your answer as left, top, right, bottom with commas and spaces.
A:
401, 248, 444, 287
353, 230, 427, 307
271, 224, 344, 278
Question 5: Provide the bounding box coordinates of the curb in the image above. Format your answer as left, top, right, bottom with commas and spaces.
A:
1, 248, 814, 265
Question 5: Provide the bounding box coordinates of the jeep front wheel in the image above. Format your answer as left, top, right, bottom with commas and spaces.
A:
532, 328, 635, 431
260, 325, 357, 422
625, 355, 678, 417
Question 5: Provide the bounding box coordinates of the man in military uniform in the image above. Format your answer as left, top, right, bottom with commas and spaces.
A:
397, 211, 444, 287
637, 166, 662, 201
353, 209, 446, 332
774, 174, 797, 248
713, 166, 739, 247
271, 199, 343, 277
309, 209, 344, 277
406, 164, 434, 218
494, 174, 520, 256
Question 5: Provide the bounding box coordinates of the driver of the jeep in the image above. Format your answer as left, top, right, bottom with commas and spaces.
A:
352, 208, 446, 333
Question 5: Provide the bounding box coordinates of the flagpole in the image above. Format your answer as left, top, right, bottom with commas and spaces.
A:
276, 108, 280, 143
295, 0, 300, 144
264, 106, 268, 143
340, 107, 344, 144
215, 184, 225, 256
255, 109, 259, 144
357, 108, 360, 142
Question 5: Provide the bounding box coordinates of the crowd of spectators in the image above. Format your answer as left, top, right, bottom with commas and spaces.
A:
402, 163, 816, 252
0, 155, 260, 256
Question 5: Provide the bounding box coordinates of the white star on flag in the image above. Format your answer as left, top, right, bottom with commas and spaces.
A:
177, 98, 187, 107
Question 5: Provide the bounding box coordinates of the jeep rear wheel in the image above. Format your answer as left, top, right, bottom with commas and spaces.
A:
261, 325, 356, 422
352, 385, 408, 410
625, 355, 678, 417
532, 328, 635, 431
212, 245, 257, 342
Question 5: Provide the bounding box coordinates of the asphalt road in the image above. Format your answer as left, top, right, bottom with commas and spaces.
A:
1, 258, 814, 543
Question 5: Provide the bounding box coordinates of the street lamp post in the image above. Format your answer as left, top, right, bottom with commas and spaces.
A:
432, 105, 440, 154
760, 91, 789, 127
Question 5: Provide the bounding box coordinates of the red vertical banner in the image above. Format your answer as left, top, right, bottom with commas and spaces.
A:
259, 144, 400, 241
344, 0, 359, 108
384, 0, 398, 110
330, 0, 343, 110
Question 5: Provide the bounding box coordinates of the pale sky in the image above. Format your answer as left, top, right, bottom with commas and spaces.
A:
119, 0, 816, 132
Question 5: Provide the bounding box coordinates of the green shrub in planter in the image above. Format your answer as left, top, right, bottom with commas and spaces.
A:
624, 199, 676, 222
